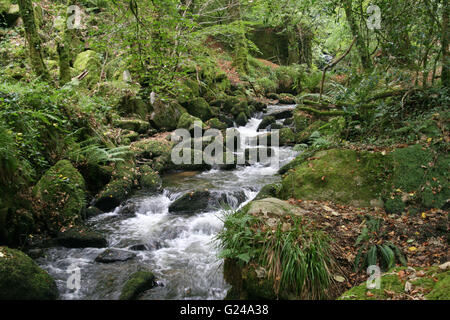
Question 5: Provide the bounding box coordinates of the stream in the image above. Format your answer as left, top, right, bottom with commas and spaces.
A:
37, 105, 298, 300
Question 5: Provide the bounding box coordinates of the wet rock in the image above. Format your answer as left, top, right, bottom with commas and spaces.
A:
213, 191, 247, 209
118, 202, 138, 217
85, 206, 103, 219
95, 249, 136, 263
0, 247, 59, 300
257, 116, 276, 131
33, 160, 86, 235
169, 190, 212, 215
119, 270, 156, 300
129, 244, 147, 251
268, 108, 294, 120
56, 226, 107, 248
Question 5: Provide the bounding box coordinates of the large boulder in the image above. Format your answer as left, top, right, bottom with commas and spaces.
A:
150, 99, 185, 131
279, 149, 390, 207
177, 113, 205, 132
257, 116, 276, 131
169, 190, 212, 215
183, 97, 213, 122
73, 50, 102, 88
94, 161, 139, 212
0, 247, 59, 300
33, 160, 86, 235
119, 270, 156, 300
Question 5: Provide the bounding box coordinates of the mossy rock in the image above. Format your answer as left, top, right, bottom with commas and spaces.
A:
115, 118, 150, 134
133, 139, 173, 160
206, 118, 227, 130
177, 113, 205, 132
257, 116, 276, 131
279, 149, 391, 207
184, 97, 213, 122
0, 247, 59, 300
278, 93, 296, 104
279, 127, 295, 146
94, 162, 138, 211
119, 271, 156, 300
73, 50, 102, 88
150, 99, 186, 131
33, 160, 86, 235
339, 266, 450, 300
255, 183, 282, 200
236, 112, 248, 127
138, 165, 161, 191
117, 96, 150, 120
56, 226, 107, 248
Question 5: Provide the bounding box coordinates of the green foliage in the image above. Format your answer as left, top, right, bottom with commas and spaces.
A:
68, 141, 131, 166
354, 215, 407, 272
217, 208, 336, 299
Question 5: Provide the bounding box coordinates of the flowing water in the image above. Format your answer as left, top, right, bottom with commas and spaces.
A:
37, 105, 298, 300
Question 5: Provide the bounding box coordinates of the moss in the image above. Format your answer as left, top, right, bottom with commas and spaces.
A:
120, 271, 156, 300
138, 165, 161, 191
339, 267, 450, 300
184, 97, 213, 122
114, 118, 150, 134
56, 226, 107, 248
296, 120, 326, 143
390, 145, 449, 209
279, 127, 295, 146
0, 247, 58, 300
150, 99, 186, 131
293, 111, 312, 133
33, 160, 86, 234
206, 118, 227, 130
177, 113, 205, 132
384, 196, 406, 214
236, 112, 248, 126
73, 50, 101, 88
254, 183, 282, 200
279, 149, 391, 207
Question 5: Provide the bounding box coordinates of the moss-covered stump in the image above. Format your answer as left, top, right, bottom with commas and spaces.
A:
33, 160, 86, 235
339, 265, 450, 300
183, 97, 213, 122
0, 247, 59, 300
150, 99, 185, 131
73, 50, 101, 88
119, 270, 156, 300
279, 149, 390, 207
56, 226, 107, 248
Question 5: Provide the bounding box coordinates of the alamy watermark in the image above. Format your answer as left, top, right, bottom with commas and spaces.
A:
367, 5, 382, 30
366, 265, 381, 290
67, 264, 81, 292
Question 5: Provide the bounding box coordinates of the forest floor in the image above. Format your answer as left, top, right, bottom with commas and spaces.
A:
284, 198, 448, 297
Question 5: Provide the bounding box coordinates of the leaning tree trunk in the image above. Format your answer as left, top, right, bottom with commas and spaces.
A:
342, 0, 372, 72
18, 0, 50, 81
442, 0, 449, 88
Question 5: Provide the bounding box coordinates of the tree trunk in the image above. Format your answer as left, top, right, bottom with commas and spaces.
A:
57, 3, 72, 85
342, 0, 372, 71
442, 0, 449, 88
231, 1, 249, 74
18, 0, 50, 81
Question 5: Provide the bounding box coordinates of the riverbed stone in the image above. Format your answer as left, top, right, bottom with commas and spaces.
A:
56, 226, 107, 248
246, 198, 305, 217
169, 190, 212, 215
0, 247, 59, 300
95, 249, 136, 263
119, 270, 156, 300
